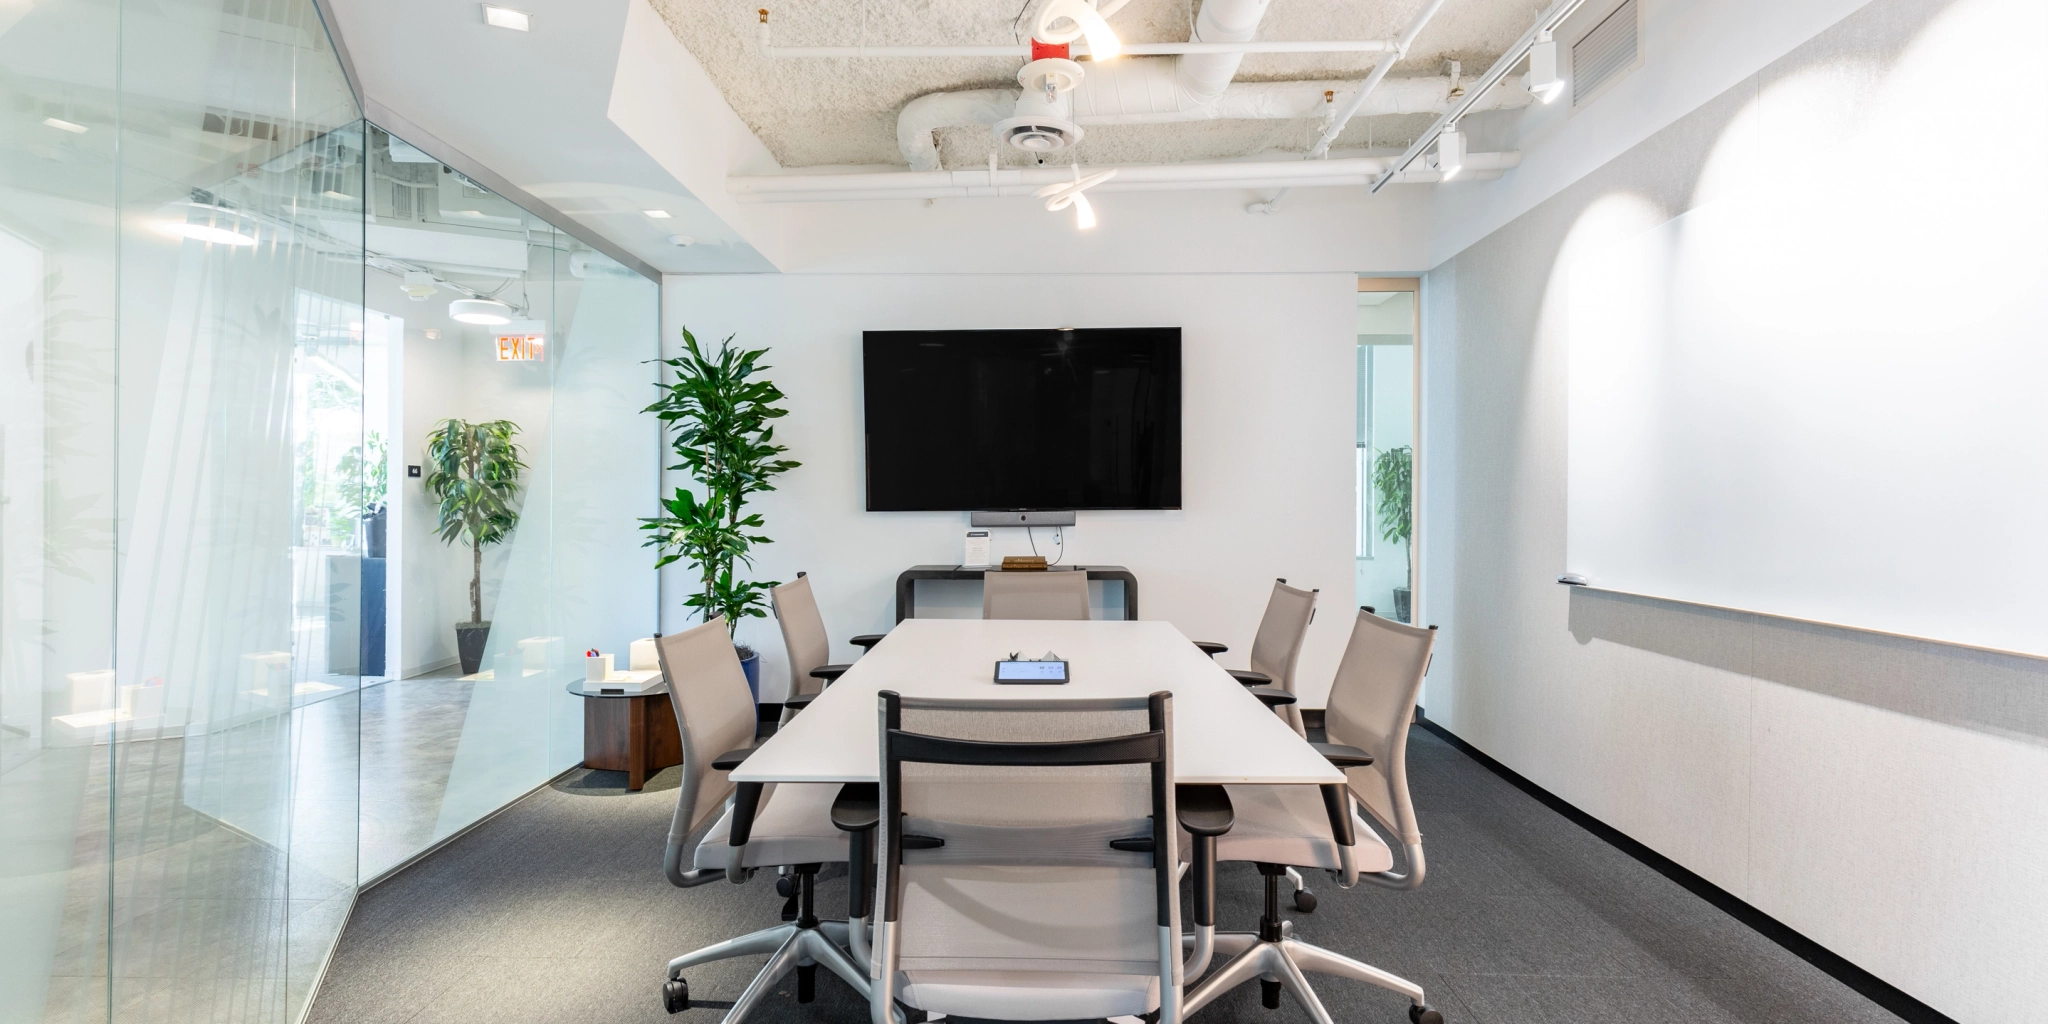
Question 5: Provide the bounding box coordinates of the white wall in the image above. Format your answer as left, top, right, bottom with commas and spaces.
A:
1420, 0, 2048, 1020
659, 273, 1358, 706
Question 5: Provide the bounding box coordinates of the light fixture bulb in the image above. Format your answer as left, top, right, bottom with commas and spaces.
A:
1529, 33, 1565, 103
481, 4, 530, 31
1073, 193, 1097, 230
403, 271, 437, 301
449, 298, 514, 325
42, 117, 88, 134
1436, 125, 1465, 181
643, 209, 671, 218
1036, 0, 1121, 60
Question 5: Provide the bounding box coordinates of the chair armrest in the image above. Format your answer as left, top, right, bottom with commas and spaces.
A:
782, 693, 817, 712
1245, 686, 1298, 708
831, 783, 879, 832
1311, 742, 1373, 768
709, 747, 758, 772
808, 664, 851, 682
1192, 640, 1229, 657
1227, 669, 1273, 686
849, 634, 887, 651
1175, 784, 1234, 838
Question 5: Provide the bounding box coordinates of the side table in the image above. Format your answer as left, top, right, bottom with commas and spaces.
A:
565, 681, 683, 791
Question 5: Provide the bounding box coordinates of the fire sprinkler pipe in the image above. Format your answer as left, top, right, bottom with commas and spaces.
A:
1369, 0, 1592, 193
753, 11, 1396, 58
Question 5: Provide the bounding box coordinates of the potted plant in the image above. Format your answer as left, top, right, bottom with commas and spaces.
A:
641, 328, 800, 700
1372, 444, 1414, 623
423, 418, 525, 674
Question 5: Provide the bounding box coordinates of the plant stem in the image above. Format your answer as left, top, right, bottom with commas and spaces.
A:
472, 535, 483, 624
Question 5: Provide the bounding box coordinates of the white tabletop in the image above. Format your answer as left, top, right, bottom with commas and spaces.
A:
730, 619, 1342, 786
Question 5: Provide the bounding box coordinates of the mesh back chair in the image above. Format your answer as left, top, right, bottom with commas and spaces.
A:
770, 572, 885, 723
852, 690, 1228, 1024
1195, 579, 1318, 736
1182, 608, 1443, 1024
653, 617, 869, 1020
981, 570, 1091, 620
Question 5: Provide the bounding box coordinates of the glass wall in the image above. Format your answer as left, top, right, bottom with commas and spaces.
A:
1357, 282, 1417, 622
1, 4, 658, 1022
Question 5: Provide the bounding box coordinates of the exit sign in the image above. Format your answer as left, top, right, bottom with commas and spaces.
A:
495, 320, 545, 362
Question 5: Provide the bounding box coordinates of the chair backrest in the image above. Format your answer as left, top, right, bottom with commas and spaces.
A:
1245, 579, 1317, 689
655, 617, 757, 864
770, 573, 831, 700
1322, 609, 1436, 848
981, 570, 1091, 620
872, 691, 1181, 1020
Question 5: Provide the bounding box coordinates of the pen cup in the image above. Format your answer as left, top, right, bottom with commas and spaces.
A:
584, 653, 613, 683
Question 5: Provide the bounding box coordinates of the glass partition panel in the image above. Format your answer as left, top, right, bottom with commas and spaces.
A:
0, 0, 363, 1020
1357, 285, 1417, 623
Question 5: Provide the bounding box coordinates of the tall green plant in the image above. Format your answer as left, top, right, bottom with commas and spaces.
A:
641, 328, 800, 637
423, 419, 525, 624
1372, 445, 1413, 549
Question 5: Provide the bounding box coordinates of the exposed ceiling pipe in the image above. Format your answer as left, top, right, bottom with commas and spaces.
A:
897, 74, 1533, 170
754, 8, 1392, 58
1370, 0, 1592, 193
1251, 0, 1451, 214
727, 152, 1521, 202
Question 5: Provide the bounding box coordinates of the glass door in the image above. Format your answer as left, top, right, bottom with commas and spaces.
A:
1356, 278, 1419, 623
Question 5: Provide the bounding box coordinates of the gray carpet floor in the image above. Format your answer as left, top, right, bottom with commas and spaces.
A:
305, 727, 1905, 1024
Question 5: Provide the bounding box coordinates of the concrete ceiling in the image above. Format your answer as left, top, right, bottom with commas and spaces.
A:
650, 0, 1543, 168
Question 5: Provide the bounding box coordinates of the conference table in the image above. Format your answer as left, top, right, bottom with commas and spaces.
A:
731, 618, 1342, 787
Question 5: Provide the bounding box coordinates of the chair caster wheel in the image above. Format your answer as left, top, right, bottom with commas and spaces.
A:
662, 978, 690, 1014
775, 874, 797, 898
1408, 1004, 1443, 1024
1293, 888, 1317, 913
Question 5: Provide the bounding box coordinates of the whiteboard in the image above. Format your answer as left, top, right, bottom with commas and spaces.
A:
1566, 158, 2048, 656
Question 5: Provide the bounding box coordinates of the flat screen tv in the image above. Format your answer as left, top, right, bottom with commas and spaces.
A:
863, 328, 1181, 511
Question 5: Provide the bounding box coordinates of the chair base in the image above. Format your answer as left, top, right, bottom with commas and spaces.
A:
664, 868, 869, 1024
1183, 867, 1437, 1024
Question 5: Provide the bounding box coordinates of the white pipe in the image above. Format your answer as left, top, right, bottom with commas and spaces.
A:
1370, 0, 1591, 192
727, 152, 1519, 201
899, 90, 1018, 172
1307, 0, 1450, 158
753, 15, 1392, 58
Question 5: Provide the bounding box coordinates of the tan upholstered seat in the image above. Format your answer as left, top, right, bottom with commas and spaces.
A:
981, 570, 1091, 620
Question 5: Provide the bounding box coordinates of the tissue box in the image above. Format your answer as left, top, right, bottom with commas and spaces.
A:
585, 653, 614, 682
629, 638, 660, 672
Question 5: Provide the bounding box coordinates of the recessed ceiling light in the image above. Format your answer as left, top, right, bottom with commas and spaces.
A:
668, 234, 696, 247
449, 298, 514, 325
481, 4, 530, 31
643, 209, 671, 218
42, 117, 88, 134
166, 222, 258, 246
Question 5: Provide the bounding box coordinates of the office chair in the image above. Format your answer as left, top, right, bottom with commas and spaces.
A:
652, 617, 868, 1021
770, 572, 886, 722
1195, 578, 1317, 736
981, 569, 1091, 620
1183, 608, 1443, 1024
846, 689, 1227, 1024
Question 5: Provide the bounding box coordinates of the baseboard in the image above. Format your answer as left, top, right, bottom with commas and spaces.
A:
1412, 709, 1956, 1024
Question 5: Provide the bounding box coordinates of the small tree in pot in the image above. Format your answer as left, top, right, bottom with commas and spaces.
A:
423, 418, 525, 674
1372, 444, 1414, 623
641, 329, 799, 697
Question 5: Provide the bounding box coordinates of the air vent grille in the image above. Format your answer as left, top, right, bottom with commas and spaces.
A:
1572, 0, 1639, 107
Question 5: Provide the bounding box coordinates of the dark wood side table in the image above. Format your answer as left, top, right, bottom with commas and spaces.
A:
894, 564, 1139, 622
566, 681, 683, 791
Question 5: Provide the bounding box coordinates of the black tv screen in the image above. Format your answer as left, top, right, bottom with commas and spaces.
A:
863, 328, 1181, 511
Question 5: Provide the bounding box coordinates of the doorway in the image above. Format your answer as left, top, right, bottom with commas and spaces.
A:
1357, 278, 1419, 623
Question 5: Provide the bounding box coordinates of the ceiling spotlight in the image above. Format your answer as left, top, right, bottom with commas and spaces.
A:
42, 117, 88, 134
449, 298, 513, 325
643, 209, 671, 218
1529, 31, 1565, 103
481, 4, 530, 31
1435, 124, 1465, 181
1036, 0, 1124, 60
668, 234, 697, 247
1036, 166, 1115, 230
403, 271, 438, 301
167, 222, 257, 246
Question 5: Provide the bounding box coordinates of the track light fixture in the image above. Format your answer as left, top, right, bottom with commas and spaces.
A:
1529, 30, 1564, 103
1435, 124, 1465, 181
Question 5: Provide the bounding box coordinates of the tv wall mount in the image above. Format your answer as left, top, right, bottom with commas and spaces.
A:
970, 510, 1077, 527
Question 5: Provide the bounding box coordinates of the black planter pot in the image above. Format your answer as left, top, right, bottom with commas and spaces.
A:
1392, 587, 1412, 624
456, 621, 491, 675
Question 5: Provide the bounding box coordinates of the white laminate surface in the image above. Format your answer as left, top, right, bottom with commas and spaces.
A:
730, 619, 1342, 786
